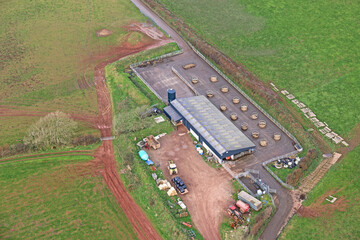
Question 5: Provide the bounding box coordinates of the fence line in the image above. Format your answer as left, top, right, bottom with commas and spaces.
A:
262, 150, 299, 190
187, 42, 302, 149
171, 67, 200, 96
131, 49, 183, 68
130, 49, 184, 103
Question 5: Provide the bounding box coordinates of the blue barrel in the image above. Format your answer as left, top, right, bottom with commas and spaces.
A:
168, 89, 176, 103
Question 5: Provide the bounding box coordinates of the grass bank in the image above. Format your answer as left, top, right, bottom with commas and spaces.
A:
106, 44, 203, 239
281, 146, 360, 239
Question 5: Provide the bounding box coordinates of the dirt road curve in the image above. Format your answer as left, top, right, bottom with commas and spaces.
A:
92, 41, 171, 239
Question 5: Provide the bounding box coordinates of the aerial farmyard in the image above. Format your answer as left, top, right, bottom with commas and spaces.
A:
1, 0, 359, 239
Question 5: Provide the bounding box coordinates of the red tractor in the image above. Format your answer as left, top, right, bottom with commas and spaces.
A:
228, 205, 242, 219
227, 205, 246, 227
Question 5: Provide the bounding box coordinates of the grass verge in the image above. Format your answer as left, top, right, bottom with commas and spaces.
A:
106, 44, 203, 239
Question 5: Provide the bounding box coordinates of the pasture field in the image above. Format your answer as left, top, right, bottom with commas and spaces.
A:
106, 45, 203, 239
281, 146, 360, 239
0, 0, 150, 145
159, 0, 360, 137
0, 147, 139, 239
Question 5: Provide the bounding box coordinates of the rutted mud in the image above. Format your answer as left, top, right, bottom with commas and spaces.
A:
91, 30, 172, 239
297, 190, 349, 218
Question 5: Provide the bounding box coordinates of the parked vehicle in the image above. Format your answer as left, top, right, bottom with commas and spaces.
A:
235, 200, 250, 213
238, 191, 262, 211
168, 160, 178, 175
227, 205, 242, 219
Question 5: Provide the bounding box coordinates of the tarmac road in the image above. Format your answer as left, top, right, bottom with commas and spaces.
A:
131, 1, 295, 239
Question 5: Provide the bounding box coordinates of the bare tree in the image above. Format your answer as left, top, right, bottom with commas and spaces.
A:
24, 111, 78, 149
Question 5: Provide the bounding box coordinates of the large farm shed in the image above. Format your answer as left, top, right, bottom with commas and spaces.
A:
164, 95, 256, 162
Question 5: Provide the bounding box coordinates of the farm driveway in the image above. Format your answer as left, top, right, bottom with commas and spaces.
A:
147, 126, 233, 240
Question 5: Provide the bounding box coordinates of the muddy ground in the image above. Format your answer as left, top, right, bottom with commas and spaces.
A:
147, 126, 233, 240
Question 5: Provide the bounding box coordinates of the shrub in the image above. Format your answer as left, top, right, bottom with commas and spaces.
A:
23, 111, 77, 150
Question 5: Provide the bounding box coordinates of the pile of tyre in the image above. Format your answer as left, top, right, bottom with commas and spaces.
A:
277, 157, 301, 169
172, 176, 187, 193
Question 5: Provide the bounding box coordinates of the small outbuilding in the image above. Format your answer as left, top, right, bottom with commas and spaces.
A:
164, 95, 255, 163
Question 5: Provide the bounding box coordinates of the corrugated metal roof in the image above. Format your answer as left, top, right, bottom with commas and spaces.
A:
171, 96, 255, 155
163, 106, 182, 122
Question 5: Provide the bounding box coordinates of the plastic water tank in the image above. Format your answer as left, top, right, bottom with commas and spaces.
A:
168, 89, 176, 103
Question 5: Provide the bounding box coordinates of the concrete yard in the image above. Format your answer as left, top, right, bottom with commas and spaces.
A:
147, 126, 233, 240
135, 52, 296, 171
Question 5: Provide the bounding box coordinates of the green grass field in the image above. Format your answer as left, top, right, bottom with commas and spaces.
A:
281, 146, 360, 239
0, 0, 151, 145
159, 0, 360, 137
105, 45, 203, 239
0, 147, 140, 239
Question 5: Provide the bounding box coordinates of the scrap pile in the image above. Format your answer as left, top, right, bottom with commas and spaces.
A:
272, 156, 301, 169
152, 173, 177, 196
227, 201, 249, 229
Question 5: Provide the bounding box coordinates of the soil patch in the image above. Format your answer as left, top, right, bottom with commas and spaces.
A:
96, 29, 113, 37
125, 22, 166, 40
297, 189, 349, 218
147, 126, 233, 240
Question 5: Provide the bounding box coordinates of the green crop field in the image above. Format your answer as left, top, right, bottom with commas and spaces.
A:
281, 146, 360, 239
159, 0, 360, 137
0, 147, 140, 239
0, 0, 151, 145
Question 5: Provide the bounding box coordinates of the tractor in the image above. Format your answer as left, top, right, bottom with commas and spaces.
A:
168, 160, 178, 175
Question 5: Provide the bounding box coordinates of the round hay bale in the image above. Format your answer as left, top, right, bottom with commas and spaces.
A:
252, 131, 260, 139
259, 120, 266, 128
250, 112, 258, 120
259, 139, 267, 147
206, 91, 214, 98
241, 122, 248, 131
274, 133, 281, 141
220, 104, 227, 111
232, 97, 240, 104
230, 113, 238, 121
210, 75, 218, 82
241, 104, 248, 112
191, 77, 199, 84
221, 86, 229, 93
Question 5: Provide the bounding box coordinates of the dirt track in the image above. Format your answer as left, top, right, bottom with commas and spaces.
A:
92, 36, 173, 239
147, 126, 233, 240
